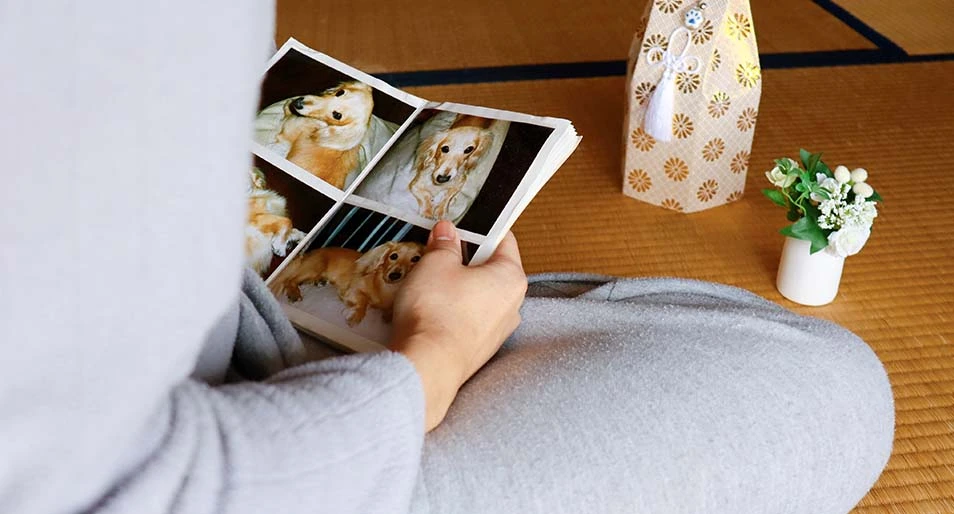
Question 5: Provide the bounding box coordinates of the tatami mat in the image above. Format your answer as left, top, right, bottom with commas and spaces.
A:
276, 0, 953, 510
405, 61, 954, 512
275, 0, 873, 73
834, 0, 954, 55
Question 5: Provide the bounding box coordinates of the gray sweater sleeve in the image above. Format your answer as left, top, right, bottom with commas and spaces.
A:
95, 353, 425, 514
0, 2, 425, 513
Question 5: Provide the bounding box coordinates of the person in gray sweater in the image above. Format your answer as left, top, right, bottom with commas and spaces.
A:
0, 2, 893, 514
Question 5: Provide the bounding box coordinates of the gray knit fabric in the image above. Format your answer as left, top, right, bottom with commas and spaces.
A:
409, 273, 894, 514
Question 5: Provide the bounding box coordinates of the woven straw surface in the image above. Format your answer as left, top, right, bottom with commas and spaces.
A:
277, 1, 954, 511
835, 0, 954, 55
275, 0, 873, 73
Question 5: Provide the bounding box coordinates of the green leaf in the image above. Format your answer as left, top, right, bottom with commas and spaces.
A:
762, 188, 787, 208
869, 189, 883, 202
799, 149, 812, 169
787, 209, 801, 222
806, 152, 821, 174
816, 158, 832, 177
794, 182, 809, 193
780, 215, 829, 254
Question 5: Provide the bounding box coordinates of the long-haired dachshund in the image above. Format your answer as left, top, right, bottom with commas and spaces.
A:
276, 81, 374, 189
245, 168, 306, 275
409, 115, 494, 219
270, 241, 424, 326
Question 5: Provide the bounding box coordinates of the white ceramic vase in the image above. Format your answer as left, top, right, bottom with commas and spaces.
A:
776, 236, 845, 306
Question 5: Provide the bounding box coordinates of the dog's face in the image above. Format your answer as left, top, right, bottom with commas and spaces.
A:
355, 241, 424, 285
285, 81, 374, 128
421, 127, 492, 185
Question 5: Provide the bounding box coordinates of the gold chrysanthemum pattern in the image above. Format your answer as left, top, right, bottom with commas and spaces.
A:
697, 179, 719, 202
707, 92, 731, 118
633, 81, 656, 105
627, 169, 653, 193
730, 150, 750, 174
630, 127, 656, 152
672, 113, 694, 139
642, 34, 668, 62
655, 0, 683, 14
661, 198, 684, 212
676, 72, 700, 94
692, 19, 714, 45
664, 157, 690, 182
726, 190, 744, 203
702, 138, 725, 162
737, 107, 758, 131
736, 62, 761, 88
727, 12, 752, 40
711, 49, 722, 72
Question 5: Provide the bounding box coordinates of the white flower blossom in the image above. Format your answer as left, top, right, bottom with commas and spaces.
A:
853, 182, 874, 199
826, 226, 871, 257
834, 165, 851, 184
850, 168, 868, 183
811, 173, 842, 202
766, 166, 796, 188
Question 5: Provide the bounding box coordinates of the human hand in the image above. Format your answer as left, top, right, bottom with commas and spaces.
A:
390, 221, 527, 432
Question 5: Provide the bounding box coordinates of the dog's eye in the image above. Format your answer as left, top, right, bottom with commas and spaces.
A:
335, 89, 345, 97
332, 111, 343, 120
441, 145, 450, 153
389, 253, 398, 260
411, 255, 420, 263
464, 146, 475, 154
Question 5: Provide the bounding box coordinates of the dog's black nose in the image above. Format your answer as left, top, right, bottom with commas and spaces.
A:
388, 271, 403, 282
435, 175, 450, 184
290, 97, 305, 115
332, 110, 342, 120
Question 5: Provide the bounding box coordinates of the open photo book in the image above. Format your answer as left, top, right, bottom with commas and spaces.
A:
248, 39, 580, 352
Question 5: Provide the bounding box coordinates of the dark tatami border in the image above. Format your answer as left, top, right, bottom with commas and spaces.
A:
377, 0, 954, 88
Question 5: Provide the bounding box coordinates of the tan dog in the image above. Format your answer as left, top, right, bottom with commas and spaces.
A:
276, 81, 374, 189
245, 168, 306, 275
270, 241, 424, 326
409, 115, 494, 219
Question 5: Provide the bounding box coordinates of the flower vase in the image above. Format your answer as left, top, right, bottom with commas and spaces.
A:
776, 237, 845, 306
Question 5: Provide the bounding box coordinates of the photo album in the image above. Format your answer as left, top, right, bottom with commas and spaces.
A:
248, 38, 580, 352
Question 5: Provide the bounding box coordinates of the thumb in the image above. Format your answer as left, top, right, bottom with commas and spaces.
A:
426, 220, 463, 262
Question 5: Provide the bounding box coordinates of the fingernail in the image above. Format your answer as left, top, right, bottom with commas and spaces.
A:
433, 221, 456, 241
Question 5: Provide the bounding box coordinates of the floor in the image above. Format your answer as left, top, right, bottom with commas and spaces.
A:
276, 0, 954, 511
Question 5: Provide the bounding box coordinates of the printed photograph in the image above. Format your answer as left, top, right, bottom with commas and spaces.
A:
244, 156, 337, 278
253, 48, 417, 191
269, 204, 478, 344
354, 109, 555, 235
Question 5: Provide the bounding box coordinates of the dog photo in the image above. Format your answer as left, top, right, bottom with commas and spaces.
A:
244, 156, 338, 277
269, 203, 477, 346
253, 48, 418, 191
353, 108, 555, 235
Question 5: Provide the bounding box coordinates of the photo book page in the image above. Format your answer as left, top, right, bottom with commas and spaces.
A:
246, 38, 580, 352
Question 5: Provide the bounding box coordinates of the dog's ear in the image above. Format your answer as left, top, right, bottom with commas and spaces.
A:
463, 132, 494, 174
354, 242, 394, 276
415, 134, 442, 172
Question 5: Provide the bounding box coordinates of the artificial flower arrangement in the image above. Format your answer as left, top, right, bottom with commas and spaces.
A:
763, 149, 882, 257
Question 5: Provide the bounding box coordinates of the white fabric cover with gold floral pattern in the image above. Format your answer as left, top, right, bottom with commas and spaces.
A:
623, 0, 761, 213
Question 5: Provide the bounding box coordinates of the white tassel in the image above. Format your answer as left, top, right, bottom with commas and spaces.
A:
644, 68, 676, 142
642, 27, 700, 143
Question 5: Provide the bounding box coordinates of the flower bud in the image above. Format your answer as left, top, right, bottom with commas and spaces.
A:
853, 182, 874, 198
834, 165, 851, 184
850, 167, 868, 183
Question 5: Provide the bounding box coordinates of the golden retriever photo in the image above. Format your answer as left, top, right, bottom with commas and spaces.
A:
245, 167, 307, 275
254, 49, 417, 191
274, 81, 373, 189
354, 110, 510, 226
271, 241, 423, 326
410, 115, 495, 218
